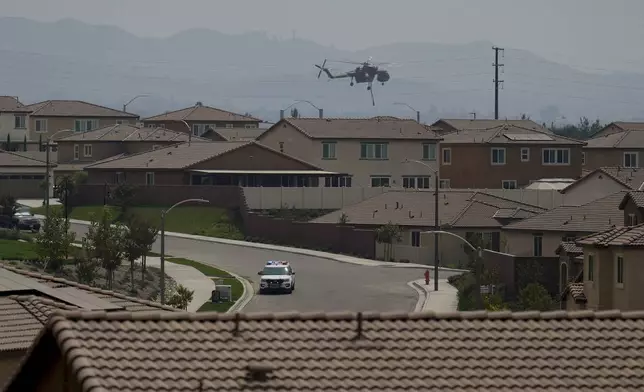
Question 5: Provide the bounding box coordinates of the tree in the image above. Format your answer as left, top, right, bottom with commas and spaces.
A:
0, 195, 17, 216
35, 208, 75, 272
38, 134, 43, 151
55, 171, 88, 221
22, 135, 27, 151
112, 184, 136, 220
375, 222, 402, 261
518, 283, 553, 311
520, 113, 531, 120
83, 206, 126, 289
74, 253, 100, 285
167, 284, 194, 310
5, 134, 10, 151
337, 212, 349, 225
290, 107, 300, 118
124, 215, 158, 291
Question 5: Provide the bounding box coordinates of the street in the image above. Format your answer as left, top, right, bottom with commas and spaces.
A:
69, 222, 461, 313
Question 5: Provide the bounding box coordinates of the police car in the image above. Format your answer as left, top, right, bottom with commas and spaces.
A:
257, 261, 295, 294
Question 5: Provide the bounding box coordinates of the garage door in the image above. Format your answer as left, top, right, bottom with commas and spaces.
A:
0, 174, 46, 198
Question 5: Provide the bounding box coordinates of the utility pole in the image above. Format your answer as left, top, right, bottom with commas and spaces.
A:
492, 46, 504, 120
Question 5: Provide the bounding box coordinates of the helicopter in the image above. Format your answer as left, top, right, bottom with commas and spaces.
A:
315, 57, 391, 106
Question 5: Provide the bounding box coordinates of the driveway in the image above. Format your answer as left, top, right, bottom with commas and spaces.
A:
69, 222, 461, 313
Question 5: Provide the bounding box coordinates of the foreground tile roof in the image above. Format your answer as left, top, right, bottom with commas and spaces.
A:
555, 241, 583, 255
276, 117, 442, 140
13, 310, 644, 392
504, 191, 626, 232
564, 283, 587, 302
143, 104, 261, 122
0, 96, 29, 112
22, 100, 138, 118
577, 223, 644, 247
58, 124, 211, 143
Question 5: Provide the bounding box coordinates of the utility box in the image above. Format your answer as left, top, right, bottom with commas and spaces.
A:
211, 285, 232, 303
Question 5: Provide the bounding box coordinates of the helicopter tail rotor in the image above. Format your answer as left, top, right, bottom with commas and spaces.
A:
316, 59, 327, 79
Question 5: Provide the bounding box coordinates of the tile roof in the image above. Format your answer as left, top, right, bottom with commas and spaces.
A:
504, 191, 626, 232
12, 309, 644, 392
273, 117, 442, 140
58, 124, 210, 142
22, 100, 138, 118
564, 283, 587, 302
0, 96, 29, 112
439, 123, 584, 145
585, 128, 644, 148
211, 128, 268, 141
143, 104, 261, 122
54, 154, 126, 173
619, 191, 644, 209
576, 223, 644, 247
563, 167, 644, 194
312, 190, 544, 228
555, 241, 583, 255
0, 150, 49, 167
434, 118, 553, 133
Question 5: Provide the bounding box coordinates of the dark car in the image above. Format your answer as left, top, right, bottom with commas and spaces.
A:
0, 214, 40, 232
0, 215, 16, 229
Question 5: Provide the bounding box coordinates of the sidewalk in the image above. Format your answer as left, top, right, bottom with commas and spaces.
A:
412, 279, 458, 312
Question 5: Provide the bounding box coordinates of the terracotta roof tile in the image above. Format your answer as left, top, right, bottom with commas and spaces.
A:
279, 117, 442, 140
143, 105, 261, 122
22, 310, 644, 391
565, 283, 587, 302
504, 191, 626, 232
23, 100, 138, 118
576, 223, 644, 247
58, 124, 211, 143
555, 241, 583, 255
0, 96, 29, 112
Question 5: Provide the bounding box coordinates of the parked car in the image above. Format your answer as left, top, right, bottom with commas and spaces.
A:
0, 208, 41, 232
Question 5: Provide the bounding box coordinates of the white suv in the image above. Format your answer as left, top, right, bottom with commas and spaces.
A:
258, 261, 295, 294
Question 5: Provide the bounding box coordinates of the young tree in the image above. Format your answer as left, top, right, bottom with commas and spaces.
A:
375, 222, 402, 261
518, 283, 553, 311
35, 208, 75, 272
74, 253, 100, 286
123, 215, 158, 292
83, 207, 126, 289
290, 107, 300, 118
22, 135, 27, 151
5, 134, 10, 151
112, 184, 136, 220
0, 195, 17, 216
167, 284, 194, 311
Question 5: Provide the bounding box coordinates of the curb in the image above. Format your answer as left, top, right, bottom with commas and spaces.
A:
64, 218, 469, 273
225, 270, 254, 313
410, 281, 431, 312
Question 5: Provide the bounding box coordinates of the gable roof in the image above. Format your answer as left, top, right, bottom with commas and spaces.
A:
618, 190, 644, 210
585, 126, 644, 149
589, 121, 644, 138
0, 96, 29, 113
22, 100, 138, 118
58, 124, 210, 143
312, 190, 544, 228
562, 167, 644, 194
143, 104, 261, 122
209, 127, 268, 141
264, 117, 442, 140
503, 191, 626, 232
9, 309, 644, 392
555, 241, 583, 255
0, 150, 49, 167
439, 123, 584, 145
433, 118, 553, 133
576, 223, 644, 247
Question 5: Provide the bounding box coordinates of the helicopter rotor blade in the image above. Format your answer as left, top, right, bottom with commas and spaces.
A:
316, 59, 327, 79
370, 86, 375, 106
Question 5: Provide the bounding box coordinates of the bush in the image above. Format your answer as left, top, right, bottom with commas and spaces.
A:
0, 228, 32, 242
517, 283, 554, 311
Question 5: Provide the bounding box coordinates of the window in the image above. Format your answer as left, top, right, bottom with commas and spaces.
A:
439, 179, 451, 189
192, 124, 200, 136
74, 119, 99, 132
145, 172, 155, 185
581, 151, 586, 166
360, 142, 388, 160
502, 180, 517, 189
322, 142, 336, 159
422, 143, 437, 160
35, 119, 47, 133
533, 234, 543, 257
226, 124, 233, 129
521, 148, 530, 162
324, 176, 352, 187
587, 254, 595, 281
370, 176, 390, 187
616, 255, 624, 287
628, 214, 638, 226
442, 148, 452, 164
115, 172, 125, 184
542, 148, 570, 165
73, 144, 79, 160
411, 231, 421, 247
491, 147, 506, 165
624, 152, 638, 168
14, 115, 26, 129
402, 176, 431, 189
245, 124, 258, 129
83, 144, 92, 157
147, 124, 156, 128
116, 120, 123, 125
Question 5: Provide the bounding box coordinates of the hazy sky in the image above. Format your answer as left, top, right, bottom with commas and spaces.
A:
2, 0, 644, 72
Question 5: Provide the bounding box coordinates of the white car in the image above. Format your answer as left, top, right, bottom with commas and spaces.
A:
258, 261, 295, 294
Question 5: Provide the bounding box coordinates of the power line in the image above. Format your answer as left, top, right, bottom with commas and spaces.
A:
493, 46, 504, 119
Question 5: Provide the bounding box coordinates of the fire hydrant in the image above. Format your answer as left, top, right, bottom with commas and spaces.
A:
424, 269, 430, 286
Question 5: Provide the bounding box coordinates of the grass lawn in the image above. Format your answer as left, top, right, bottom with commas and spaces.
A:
33, 205, 244, 240
0, 239, 39, 260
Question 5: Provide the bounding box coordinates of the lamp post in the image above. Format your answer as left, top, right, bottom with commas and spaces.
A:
403, 158, 440, 291
394, 102, 420, 123
44, 129, 73, 218
122, 94, 149, 113
159, 198, 209, 304
280, 100, 323, 119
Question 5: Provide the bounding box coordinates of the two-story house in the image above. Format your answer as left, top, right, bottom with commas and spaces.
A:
431, 118, 553, 135
142, 102, 262, 137
256, 117, 443, 188
583, 122, 644, 170
54, 124, 210, 180
569, 191, 644, 311
433, 121, 585, 189
21, 100, 139, 143
0, 96, 31, 150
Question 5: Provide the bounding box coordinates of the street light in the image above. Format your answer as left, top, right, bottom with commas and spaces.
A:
402, 158, 440, 291
159, 198, 209, 304
280, 100, 323, 119
394, 102, 420, 123
123, 94, 149, 113
44, 129, 73, 217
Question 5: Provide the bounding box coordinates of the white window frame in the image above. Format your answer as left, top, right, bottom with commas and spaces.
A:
360, 142, 388, 160
74, 119, 99, 133
542, 148, 571, 165
145, 172, 155, 186
628, 213, 638, 226
491, 147, 506, 165
245, 124, 257, 129
35, 119, 48, 133
115, 120, 123, 125
402, 176, 431, 189
14, 115, 26, 129
370, 176, 390, 187
616, 254, 624, 288
533, 234, 543, 257
623, 152, 638, 168
73, 144, 80, 160
422, 143, 437, 161
226, 124, 234, 129
322, 141, 336, 159
442, 148, 452, 165
520, 147, 530, 162
115, 172, 125, 184
439, 179, 451, 189
587, 253, 595, 282
83, 144, 92, 157
581, 151, 586, 166
502, 180, 517, 189
411, 231, 421, 247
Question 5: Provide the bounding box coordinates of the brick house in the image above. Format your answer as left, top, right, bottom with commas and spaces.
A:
141, 103, 262, 137
583, 122, 644, 170
256, 117, 443, 188
431, 120, 585, 189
